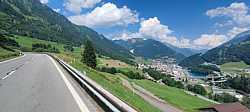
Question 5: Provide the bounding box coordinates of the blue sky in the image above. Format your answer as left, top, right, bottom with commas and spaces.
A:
41, 0, 250, 49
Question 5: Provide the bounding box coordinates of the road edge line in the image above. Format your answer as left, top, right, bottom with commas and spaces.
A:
49, 56, 90, 112
0, 54, 25, 64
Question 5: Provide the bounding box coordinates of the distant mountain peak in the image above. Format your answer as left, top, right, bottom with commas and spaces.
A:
180, 30, 250, 67
114, 38, 186, 61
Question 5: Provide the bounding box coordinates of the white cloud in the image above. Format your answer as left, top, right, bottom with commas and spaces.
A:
40, 0, 48, 4
68, 2, 139, 27
138, 17, 180, 45
178, 38, 193, 48
112, 17, 248, 49
139, 17, 172, 38
190, 27, 248, 49
206, 2, 250, 26
64, 0, 101, 13
227, 27, 249, 38
193, 34, 226, 48
112, 17, 190, 48
200, 2, 250, 49
53, 8, 61, 13
112, 32, 142, 40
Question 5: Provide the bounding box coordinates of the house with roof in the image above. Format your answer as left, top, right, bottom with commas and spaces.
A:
199, 102, 250, 112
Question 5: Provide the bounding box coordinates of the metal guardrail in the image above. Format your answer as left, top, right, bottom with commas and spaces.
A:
50, 54, 137, 112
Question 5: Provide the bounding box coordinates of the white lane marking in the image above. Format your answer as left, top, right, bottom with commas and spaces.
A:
2, 70, 15, 80
49, 57, 90, 112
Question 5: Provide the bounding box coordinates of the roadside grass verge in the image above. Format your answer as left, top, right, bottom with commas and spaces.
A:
56, 53, 161, 112
0, 47, 19, 61
134, 80, 213, 112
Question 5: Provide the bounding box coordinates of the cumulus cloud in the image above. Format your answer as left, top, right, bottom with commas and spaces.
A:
206, 2, 250, 26
190, 27, 248, 49
68, 2, 139, 27
112, 17, 190, 48
178, 38, 193, 48
40, 0, 48, 4
193, 34, 226, 48
112, 32, 142, 40
200, 2, 250, 49
227, 27, 249, 38
138, 17, 180, 45
64, 0, 101, 13
113, 17, 248, 49
139, 17, 172, 38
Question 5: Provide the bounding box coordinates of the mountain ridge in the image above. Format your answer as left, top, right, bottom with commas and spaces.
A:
179, 30, 250, 67
114, 38, 186, 61
0, 0, 134, 62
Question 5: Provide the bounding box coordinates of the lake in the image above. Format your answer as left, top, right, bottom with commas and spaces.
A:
188, 71, 208, 78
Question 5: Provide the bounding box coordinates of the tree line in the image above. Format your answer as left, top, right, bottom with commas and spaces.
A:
226, 76, 250, 94
142, 68, 184, 89
32, 43, 59, 53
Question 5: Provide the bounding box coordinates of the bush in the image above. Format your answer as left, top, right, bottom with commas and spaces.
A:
187, 84, 207, 95
32, 43, 59, 53
212, 93, 238, 103
242, 97, 250, 109
162, 76, 184, 89
142, 68, 164, 80
126, 71, 144, 80
20, 46, 32, 52
0, 36, 19, 47
227, 76, 250, 94
143, 68, 184, 89
118, 70, 144, 80
98, 67, 117, 74
64, 44, 74, 52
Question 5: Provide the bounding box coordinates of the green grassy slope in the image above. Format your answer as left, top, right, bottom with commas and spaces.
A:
0, 47, 19, 61
134, 80, 213, 112
220, 61, 250, 74
0, 0, 134, 63
11, 35, 64, 51
56, 53, 161, 112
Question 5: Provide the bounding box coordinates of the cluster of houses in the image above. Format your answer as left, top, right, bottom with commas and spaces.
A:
138, 57, 187, 81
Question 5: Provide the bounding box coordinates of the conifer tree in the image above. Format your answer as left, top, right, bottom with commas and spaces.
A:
81, 39, 97, 69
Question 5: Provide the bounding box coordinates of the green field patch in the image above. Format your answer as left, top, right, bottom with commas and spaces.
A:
11, 35, 65, 52
134, 80, 213, 112
220, 61, 250, 73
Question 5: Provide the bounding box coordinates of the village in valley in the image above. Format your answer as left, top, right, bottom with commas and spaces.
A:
137, 56, 250, 104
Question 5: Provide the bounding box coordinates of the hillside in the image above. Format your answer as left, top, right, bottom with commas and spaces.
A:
0, 35, 20, 61
202, 31, 250, 65
114, 38, 185, 61
180, 30, 250, 68
0, 0, 133, 62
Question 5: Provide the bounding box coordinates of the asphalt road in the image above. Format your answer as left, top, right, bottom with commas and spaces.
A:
0, 54, 104, 112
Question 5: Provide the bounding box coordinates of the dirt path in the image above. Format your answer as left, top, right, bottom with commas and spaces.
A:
120, 77, 182, 112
